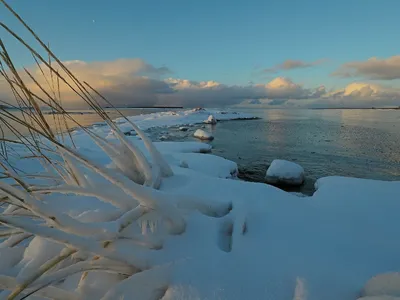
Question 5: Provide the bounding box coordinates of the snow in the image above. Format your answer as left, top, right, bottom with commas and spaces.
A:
112, 108, 256, 134
266, 159, 305, 186
1, 109, 400, 300
204, 115, 217, 124
193, 129, 214, 141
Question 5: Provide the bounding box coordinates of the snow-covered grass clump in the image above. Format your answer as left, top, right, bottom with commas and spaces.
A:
265, 159, 305, 186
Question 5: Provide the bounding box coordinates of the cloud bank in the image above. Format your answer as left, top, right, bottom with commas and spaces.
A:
1, 58, 400, 109
310, 82, 400, 108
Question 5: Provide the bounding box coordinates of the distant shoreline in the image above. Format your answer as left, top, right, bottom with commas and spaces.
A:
311, 107, 400, 110
104, 106, 184, 109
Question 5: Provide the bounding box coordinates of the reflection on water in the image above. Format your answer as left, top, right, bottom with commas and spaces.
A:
197, 108, 400, 194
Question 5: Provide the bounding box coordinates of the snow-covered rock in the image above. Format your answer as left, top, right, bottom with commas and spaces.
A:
265, 159, 305, 186
193, 129, 214, 141
204, 115, 217, 124
361, 273, 400, 297
179, 126, 189, 131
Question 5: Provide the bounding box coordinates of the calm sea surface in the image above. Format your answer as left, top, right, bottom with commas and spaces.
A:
2, 108, 400, 194
194, 108, 400, 194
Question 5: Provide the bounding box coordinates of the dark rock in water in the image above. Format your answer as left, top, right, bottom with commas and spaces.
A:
179, 127, 189, 131
124, 130, 137, 136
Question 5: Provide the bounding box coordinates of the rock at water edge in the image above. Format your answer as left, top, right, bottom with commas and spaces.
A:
194, 129, 214, 141
265, 159, 305, 186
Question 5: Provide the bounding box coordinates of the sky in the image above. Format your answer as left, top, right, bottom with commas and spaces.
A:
1, 0, 400, 108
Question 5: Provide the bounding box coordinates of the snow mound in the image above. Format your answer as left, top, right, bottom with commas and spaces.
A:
204, 115, 217, 124
193, 129, 214, 141
265, 159, 305, 186
171, 152, 238, 179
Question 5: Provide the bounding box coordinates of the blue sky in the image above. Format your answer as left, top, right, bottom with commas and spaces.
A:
2, 0, 400, 108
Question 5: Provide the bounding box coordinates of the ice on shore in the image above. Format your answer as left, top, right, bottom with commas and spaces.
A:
112, 108, 256, 134
193, 129, 214, 140
265, 159, 305, 186
1, 109, 400, 300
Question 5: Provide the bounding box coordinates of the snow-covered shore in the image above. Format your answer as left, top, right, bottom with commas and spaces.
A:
1, 109, 399, 300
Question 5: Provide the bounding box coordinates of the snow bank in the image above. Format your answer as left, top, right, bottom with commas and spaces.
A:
193, 129, 214, 141
171, 152, 238, 179
265, 159, 305, 186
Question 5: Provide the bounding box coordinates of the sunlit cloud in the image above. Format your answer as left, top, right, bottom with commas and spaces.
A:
308, 82, 400, 108
0, 58, 324, 108
1, 57, 400, 109
332, 55, 400, 80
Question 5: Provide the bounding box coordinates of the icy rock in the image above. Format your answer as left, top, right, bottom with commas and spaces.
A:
361, 273, 400, 297
179, 126, 189, 131
159, 135, 168, 141
124, 130, 137, 136
265, 159, 305, 186
194, 129, 214, 141
204, 115, 217, 124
